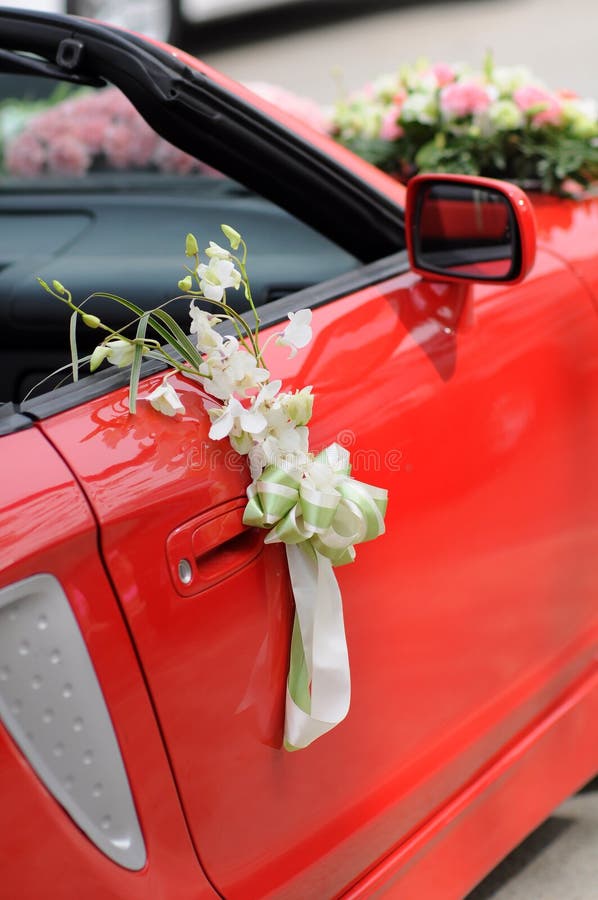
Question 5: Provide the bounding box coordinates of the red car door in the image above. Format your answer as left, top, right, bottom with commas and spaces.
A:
0, 423, 216, 899
38, 236, 598, 899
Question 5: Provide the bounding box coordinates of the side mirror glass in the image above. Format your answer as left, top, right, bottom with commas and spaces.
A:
406, 175, 537, 284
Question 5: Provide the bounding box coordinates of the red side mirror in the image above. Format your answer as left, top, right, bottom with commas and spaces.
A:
406, 173, 537, 284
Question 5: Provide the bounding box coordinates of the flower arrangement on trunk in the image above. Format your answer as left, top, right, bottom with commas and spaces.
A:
330, 56, 598, 194
38, 226, 388, 751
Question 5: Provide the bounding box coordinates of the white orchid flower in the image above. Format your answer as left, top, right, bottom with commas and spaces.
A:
208, 396, 267, 441
201, 339, 269, 400
105, 339, 136, 368
276, 309, 312, 358
145, 380, 185, 417
226, 343, 269, 389
205, 241, 232, 260
248, 425, 309, 480
189, 302, 224, 351
253, 379, 282, 409
196, 257, 241, 302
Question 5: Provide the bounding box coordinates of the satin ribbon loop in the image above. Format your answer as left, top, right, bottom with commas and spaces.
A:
243, 464, 301, 528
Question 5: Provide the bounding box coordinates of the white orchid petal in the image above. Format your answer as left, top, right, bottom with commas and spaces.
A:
264, 379, 282, 399
202, 281, 225, 302
145, 382, 185, 417
209, 410, 233, 440
241, 407, 268, 434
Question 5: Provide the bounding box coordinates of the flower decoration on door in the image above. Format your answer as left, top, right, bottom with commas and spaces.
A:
39, 226, 388, 751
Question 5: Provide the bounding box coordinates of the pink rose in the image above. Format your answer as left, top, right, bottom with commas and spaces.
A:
103, 122, 134, 169
513, 85, 563, 126
29, 109, 65, 141
430, 63, 456, 87
47, 135, 91, 176
379, 106, 404, 141
440, 81, 492, 118
72, 116, 110, 153
5, 133, 46, 177
129, 119, 159, 167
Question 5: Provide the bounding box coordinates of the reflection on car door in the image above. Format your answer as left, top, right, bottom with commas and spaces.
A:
39, 248, 598, 899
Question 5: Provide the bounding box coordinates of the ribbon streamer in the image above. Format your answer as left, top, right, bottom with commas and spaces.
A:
243, 443, 388, 750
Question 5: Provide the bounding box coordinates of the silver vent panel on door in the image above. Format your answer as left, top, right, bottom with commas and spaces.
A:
0, 574, 146, 870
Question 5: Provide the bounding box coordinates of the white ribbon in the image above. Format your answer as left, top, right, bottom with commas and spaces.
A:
284, 544, 351, 750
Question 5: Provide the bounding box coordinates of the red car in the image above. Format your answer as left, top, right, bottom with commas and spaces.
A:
0, 9, 596, 899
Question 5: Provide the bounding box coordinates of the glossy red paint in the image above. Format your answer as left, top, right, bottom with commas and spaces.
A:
344, 664, 598, 899
405, 173, 537, 285
532, 191, 598, 313
41, 234, 598, 897
0, 428, 216, 899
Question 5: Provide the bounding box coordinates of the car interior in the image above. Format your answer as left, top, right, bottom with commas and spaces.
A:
0, 73, 361, 403
0, 10, 406, 408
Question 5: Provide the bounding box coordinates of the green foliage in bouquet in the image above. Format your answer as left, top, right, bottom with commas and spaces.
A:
330, 55, 598, 194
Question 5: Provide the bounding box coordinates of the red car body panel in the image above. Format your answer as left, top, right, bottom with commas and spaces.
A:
34, 221, 598, 897
0, 429, 216, 899
533, 193, 598, 313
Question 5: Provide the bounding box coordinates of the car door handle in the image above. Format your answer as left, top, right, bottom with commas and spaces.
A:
166, 499, 263, 597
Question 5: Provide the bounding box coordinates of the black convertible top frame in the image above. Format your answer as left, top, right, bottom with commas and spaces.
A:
0, 8, 404, 264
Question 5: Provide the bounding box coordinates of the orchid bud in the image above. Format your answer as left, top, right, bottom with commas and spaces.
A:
185, 233, 199, 257
52, 280, 67, 295
82, 313, 101, 329
229, 431, 253, 455
221, 224, 241, 249
178, 276, 193, 292
282, 387, 314, 426
90, 345, 110, 372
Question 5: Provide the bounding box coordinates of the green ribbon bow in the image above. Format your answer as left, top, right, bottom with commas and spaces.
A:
243, 443, 388, 566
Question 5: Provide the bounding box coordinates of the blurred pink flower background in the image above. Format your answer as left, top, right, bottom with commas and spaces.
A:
5, 82, 328, 178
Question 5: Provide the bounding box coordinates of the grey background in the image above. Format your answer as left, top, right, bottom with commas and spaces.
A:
198, 0, 597, 102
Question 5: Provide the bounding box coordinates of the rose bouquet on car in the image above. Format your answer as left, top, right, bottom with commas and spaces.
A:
1, 82, 325, 178
1, 86, 213, 177
38, 226, 388, 751
329, 55, 598, 194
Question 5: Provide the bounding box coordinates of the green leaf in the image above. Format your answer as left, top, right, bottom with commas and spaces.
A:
150, 308, 202, 369
69, 311, 79, 383
88, 292, 181, 355
128, 313, 149, 415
